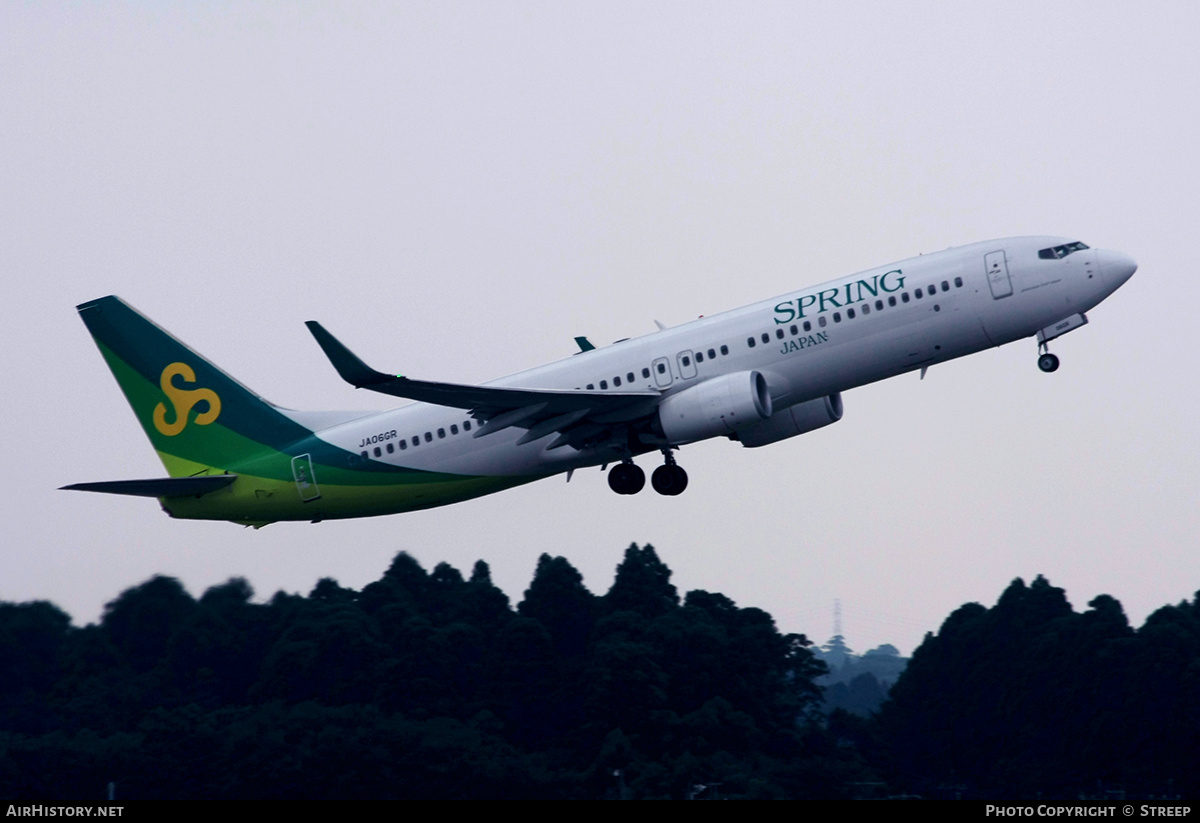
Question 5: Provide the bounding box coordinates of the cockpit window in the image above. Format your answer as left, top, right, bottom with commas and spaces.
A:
1038, 241, 1089, 260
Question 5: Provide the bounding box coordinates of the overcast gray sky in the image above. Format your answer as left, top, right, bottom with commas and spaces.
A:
3, 2, 1196, 655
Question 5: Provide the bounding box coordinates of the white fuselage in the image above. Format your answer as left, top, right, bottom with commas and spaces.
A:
312, 236, 1135, 478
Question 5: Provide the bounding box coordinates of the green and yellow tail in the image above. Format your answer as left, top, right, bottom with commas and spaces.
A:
75, 296, 312, 479
66, 296, 509, 524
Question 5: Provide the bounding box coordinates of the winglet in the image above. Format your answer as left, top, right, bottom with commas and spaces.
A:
305, 321, 400, 388
573, 336, 595, 353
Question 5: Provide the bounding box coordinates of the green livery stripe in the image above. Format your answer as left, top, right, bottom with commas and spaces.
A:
160, 471, 536, 523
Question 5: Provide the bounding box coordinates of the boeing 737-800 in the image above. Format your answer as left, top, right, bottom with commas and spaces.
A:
63, 236, 1136, 526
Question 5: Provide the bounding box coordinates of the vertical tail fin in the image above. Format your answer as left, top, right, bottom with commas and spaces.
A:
77, 296, 312, 477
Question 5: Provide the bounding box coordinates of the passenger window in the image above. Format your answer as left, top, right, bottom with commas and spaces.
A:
915, 288, 923, 299
848, 307, 856, 318
720, 345, 729, 355
643, 367, 651, 378
657, 363, 667, 373
438, 428, 445, 439
818, 316, 827, 327
695, 352, 704, 363
387, 443, 394, 454
450, 424, 458, 435
803, 321, 811, 332
942, 280, 950, 291
400, 440, 407, 450
708, 349, 716, 359
862, 304, 870, 315
627, 372, 635, 382
747, 337, 756, 348
424, 432, 432, 443
833, 312, 841, 323
789, 325, 798, 336
954, 277, 963, 287
876, 299, 883, 310
374, 447, 381, 457
360, 450, 368, 458
600, 380, 608, 389
587, 383, 594, 390
888, 296, 897, 307
412, 436, 419, 447
614, 376, 622, 386
901, 293, 910, 303
775, 329, 784, 340
464, 420, 472, 431
927, 284, 936, 294
761, 333, 769, 344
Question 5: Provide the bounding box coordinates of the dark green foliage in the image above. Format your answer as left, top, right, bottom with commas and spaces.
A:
875, 577, 1200, 799
0, 545, 849, 799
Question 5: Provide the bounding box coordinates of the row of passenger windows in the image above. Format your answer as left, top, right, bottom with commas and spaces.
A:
746, 277, 965, 347
360, 419, 474, 459
578, 344, 732, 390
362, 276, 970, 460
362, 340, 742, 460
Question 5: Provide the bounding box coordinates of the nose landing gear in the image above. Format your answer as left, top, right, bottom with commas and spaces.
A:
1037, 341, 1060, 373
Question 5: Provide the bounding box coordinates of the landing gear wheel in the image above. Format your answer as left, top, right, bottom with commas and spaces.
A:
1038, 353, 1060, 373
651, 464, 688, 496
607, 463, 645, 495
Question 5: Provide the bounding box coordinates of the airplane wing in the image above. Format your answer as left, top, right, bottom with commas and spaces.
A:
306, 322, 662, 449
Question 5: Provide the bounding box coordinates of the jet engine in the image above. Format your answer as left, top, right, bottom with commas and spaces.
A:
731, 393, 843, 447
656, 370, 772, 445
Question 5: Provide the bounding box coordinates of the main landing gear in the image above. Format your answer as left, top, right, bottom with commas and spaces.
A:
607, 461, 645, 495
651, 450, 688, 496
1037, 341, 1060, 373
607, 450, 689, 497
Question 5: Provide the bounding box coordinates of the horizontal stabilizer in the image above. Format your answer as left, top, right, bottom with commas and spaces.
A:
61, 475, 237, 498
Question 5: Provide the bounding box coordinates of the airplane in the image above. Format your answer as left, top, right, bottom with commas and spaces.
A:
63, 236, 1136, 527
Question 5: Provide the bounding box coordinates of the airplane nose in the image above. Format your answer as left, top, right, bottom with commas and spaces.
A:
1097, 249, 1137, 288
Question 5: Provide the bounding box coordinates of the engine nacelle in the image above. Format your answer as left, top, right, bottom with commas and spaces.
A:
732, 393, 843, 448
656, 370, 772, 445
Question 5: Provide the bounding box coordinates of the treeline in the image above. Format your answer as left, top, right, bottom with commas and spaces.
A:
4, 550, 1199, 799
865, 576, 1200, 799
0, 544, 868, 799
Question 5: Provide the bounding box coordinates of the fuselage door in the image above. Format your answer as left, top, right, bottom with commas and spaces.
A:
677, 350, 698, 380
985, 250, 1013, 299
652, 356, 673, 388
291, 453, 321, 502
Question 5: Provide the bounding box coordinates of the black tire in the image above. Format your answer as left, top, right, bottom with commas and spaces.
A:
1038, 353, 1060, 373
608, 463, 645, 495
652, 464, 688, 496
625, 464, 645, 494
608, 464, 630, 494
